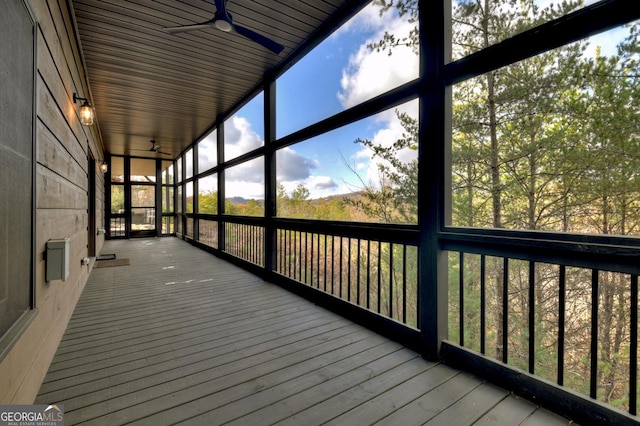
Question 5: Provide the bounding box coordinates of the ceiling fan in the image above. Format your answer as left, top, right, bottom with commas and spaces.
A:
131, 139, 171, 156
162, 0, 284, 55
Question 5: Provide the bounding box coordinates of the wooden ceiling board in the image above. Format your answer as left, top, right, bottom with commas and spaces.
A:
71, 0, 353, 158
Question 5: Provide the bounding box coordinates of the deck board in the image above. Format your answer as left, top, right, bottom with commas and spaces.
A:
36, 237, 574, 425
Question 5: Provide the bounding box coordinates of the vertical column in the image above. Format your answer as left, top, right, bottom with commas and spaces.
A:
193, 143, 199, 241
105, 153, 112, 237
264, 78, 277, 274
418, 0, 450, 361
155, 157, 162, 236
217, 118, 226, 250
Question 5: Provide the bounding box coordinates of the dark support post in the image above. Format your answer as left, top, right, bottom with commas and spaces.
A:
155, 158, 162, 236
558, 265, 566, 386
217, 118, 225, 250
192, 144, 199, 240
124, 157, 131, 238
264, 79, 277, 275
418, 0, 449, 360
105, 153, 112, 238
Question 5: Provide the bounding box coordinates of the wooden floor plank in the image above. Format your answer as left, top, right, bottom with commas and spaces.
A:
472, 394, 539, 426
86, 337, 394, 425
275, 356, 439, 426
522, 408, 574, 425
221, 348, 422, 425
424, 382, 509, 425
325, 364, 466, 425
35, 238, 576, 426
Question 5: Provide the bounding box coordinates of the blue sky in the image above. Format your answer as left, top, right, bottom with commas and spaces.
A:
213, 2, 419, 200
198, 1, 634, 201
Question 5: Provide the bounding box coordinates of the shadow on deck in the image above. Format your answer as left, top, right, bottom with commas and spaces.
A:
36, 238, 574, 425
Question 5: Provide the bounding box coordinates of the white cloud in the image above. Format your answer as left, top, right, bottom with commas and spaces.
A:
224, 115, 263, 160
276, 147, 340, 199
225, 180, 264, 200
276, 147, 319, 181
308, 175, 338, 190
197, 131, 217, 171
350, 100, 419, 189
337, 7, 418, 109
331, 3, 382, 39
225, 156, 263, 183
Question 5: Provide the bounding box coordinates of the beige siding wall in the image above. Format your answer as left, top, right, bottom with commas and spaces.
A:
0, 0, 104, 403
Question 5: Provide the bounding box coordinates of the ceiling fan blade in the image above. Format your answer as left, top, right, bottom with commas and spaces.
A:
163, 21, 214, 34
234, 25, 284, 54
157, 151, 172, 156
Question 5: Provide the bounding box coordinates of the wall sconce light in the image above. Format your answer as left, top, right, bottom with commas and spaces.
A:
73, 93, 95, 126
99, 160, 108, 173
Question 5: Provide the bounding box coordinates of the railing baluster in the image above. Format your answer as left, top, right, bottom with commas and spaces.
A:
481, 254, 486, 355
389, 243, 394, 319
347, 237, 352, 302
293, 230, 297, 280
377, 241, 382, 314
365, 239, 369, 309
503, 257, 509, 364
324, 234, 328, 292
304, 232, 308, 284
287, 230, 291, 277
529, 260, 535, 374
357, 239, 362, 306
403, 244, 407, 324
402, 244, 407, 324
558, 264, 566, 386
307, 232, 315, 287
591, 269, 599, 399
460, 251, 465, 347
339, 236, 344, 299
298, 231, 303, 282
631, 274, 638, 415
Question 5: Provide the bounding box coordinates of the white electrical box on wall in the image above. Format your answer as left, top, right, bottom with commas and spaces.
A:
46, 238, 70, 282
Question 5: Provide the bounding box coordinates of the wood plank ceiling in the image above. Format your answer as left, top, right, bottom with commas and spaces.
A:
71, 0, 351, 159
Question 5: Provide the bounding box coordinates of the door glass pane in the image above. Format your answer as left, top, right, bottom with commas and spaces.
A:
131, 208, 155, 231
131, 185, 155, 207
131, 185, 155, 232
111, 185, 125, 214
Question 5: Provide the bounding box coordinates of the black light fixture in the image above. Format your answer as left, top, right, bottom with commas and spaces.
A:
73, 93, 95, 126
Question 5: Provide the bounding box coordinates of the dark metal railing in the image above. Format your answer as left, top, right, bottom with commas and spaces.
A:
198, 219, 218, 249
274, 222, 419, 329
223, 221, 264, 267
445, 244, 639, 415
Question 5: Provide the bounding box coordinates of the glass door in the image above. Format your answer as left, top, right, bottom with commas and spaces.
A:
130, 184, 156, 237
130, 158, 157, 237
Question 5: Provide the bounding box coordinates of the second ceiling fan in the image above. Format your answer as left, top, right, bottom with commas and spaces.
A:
162, 0, 284, 55
131, 139, 171, 156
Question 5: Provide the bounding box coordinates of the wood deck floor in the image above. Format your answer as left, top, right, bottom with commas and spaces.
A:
36, 237, 574, 425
